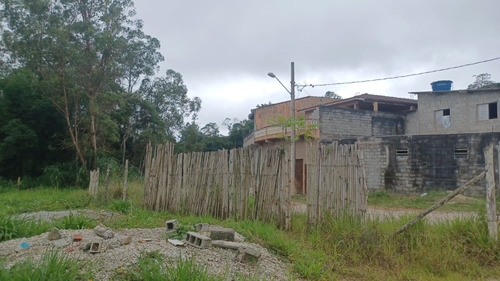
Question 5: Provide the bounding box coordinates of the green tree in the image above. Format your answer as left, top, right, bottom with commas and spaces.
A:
1, 0, 164, 169
268, 114, 318, 143
467, 73, 496, 90
224, 118, 254, 148
0, 69, 68, 178
139, 70, 202, 137
325, 91, 341, 99
177, 122, 204, 153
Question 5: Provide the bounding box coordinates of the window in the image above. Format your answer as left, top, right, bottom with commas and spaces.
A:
396, 148, 408, 156
454, 147, 468, 159
435, 108, 451, 129
478, 102, 498, 120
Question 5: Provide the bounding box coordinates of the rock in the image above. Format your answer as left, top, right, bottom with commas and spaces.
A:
51, 239, 69, 248
210, 227, 235, 241
108, 240, 121, 249
236, 246, 261, 263
167, 239, 185, 246
47, 227, 61, 241
120, 236, 132, 245
81, 243, 91, 251
93, 224, 114, 239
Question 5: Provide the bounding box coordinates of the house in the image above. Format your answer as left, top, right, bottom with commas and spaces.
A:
245, 94, 418, 194
246, 86, 499, 196
406, 88, 500, 135
336, 88, 500, 196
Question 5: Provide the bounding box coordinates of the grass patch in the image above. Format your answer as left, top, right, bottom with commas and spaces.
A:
113, 250, 221, 281
0, 187, 92, 216
2, 183, 500, 280
368, 190, 487, 212
0, 251, 92, 280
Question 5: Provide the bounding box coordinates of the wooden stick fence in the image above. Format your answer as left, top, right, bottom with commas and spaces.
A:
306, 142, 367, 225
143, 143, 288, 226
143, 141, 367, 228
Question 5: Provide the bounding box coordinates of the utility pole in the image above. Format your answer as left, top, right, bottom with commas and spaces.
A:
289, 61, 296, 229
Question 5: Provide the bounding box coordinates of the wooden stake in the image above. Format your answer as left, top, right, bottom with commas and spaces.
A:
484, 143, 498, 241
393, 171, 486, 236
104, 164, 110, 202
123, 159, 129, 201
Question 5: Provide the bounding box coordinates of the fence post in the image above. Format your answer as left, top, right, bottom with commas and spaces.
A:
104, 164, 111, 202
123, 159, 129, 201
484, 143, 498, 242
89, 168, 100, 196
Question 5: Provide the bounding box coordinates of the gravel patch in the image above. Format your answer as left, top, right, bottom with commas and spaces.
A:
0, 221, 296, 280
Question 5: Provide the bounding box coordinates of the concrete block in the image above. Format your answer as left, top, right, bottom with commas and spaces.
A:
165, 219, 179, 233
212, 240, 243, 250
195, 223, 210, 232
89, 241, 104, 253
210, 227, 235, 241
185, 232, 211, 249
236, 246, 261, 263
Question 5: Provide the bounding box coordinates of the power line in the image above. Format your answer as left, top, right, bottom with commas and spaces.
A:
297, 56, 500, 88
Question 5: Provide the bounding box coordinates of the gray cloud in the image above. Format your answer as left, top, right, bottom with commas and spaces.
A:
134, 0, 500, 133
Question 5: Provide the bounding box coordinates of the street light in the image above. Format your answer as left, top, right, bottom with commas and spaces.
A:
268, 62, 295, 229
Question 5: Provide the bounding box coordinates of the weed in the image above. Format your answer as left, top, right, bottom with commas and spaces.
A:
164, 223, 195, 240
0, 251, 92, 280
0, 215, 50, 242
54, 213, 97, 230
109, 200, 132, 214
113, 251, 221, 281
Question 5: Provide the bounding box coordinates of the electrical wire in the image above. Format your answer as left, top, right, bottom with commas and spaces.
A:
297, 56, 500, 88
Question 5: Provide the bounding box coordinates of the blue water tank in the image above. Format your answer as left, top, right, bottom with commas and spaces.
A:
431, 80, 453, 91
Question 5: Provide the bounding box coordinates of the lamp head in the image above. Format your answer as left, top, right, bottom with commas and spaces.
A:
267, 72, 276, 78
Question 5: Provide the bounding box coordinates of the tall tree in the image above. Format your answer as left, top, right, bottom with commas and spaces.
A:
468, 73, 494, 90
1, 0, 164, 169
0, 69, 68, 178
140, 69, 201, 137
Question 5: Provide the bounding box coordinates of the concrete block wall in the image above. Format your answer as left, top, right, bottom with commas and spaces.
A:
319, 106, 405, 140
415, 90, 500, 135
337, 132, 499, 196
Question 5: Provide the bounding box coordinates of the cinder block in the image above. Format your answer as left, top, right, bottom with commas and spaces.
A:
185, 232, 211, 249
165, 219, 179, 233
89, 242, 103, 253
210, 227, 235, 241
236, 246, 261, 263
195, 223, 209, 232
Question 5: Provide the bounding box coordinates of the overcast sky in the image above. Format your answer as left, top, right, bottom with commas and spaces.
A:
133, 1, 500, 134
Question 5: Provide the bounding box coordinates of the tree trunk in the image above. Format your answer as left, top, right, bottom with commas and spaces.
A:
89, 96, 98, 170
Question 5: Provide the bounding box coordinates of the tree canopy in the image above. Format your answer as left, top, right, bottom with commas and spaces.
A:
0, 0, 253, 185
